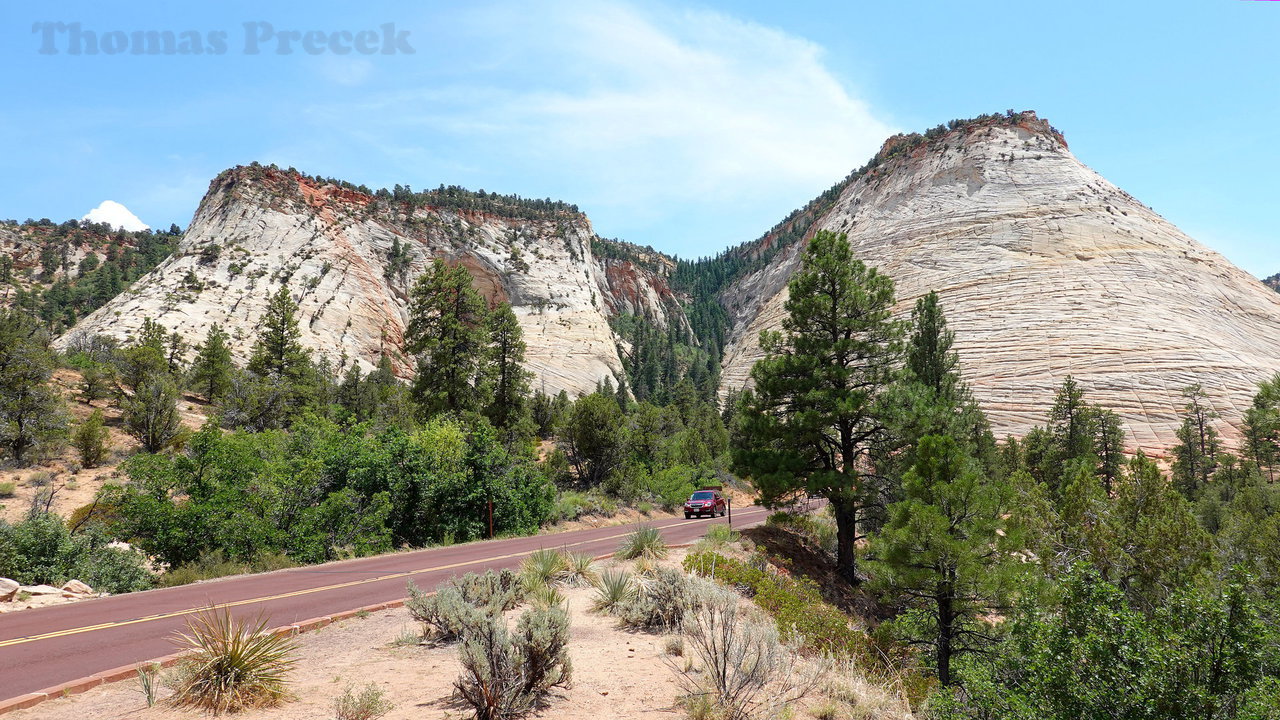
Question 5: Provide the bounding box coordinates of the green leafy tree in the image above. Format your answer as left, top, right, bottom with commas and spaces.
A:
559, 392, 625, 487
733, 231, 903, 584
117, 317, 170, 390
870, 434, 1024, 686
189, 323, 234, 401
1172, 384, 1221, 500
0, 310, 68, 464
405, 259, 490, 417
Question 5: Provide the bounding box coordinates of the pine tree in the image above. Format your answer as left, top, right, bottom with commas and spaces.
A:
122, 374, 182, 453
1050, 376, 1095, 464
870, 434, 1024, 686
405, 259, 490, 417
1243, 374, 1280, 483
248, 287, 309, 379
483, 302, 533, 430
190, 323, 234, 400
1172, 385, 1221, 500
1093, 406, 1126, 495
733, 231, 903, 584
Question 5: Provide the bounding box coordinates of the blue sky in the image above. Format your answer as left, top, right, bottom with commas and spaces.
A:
0, 1, 1275, 275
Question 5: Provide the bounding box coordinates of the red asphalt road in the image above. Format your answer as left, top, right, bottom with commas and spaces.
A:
0, 505, 771, 702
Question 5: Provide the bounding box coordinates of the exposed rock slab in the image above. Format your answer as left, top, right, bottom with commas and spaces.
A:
720, 116, 1280, 455
59, 168, 676, 398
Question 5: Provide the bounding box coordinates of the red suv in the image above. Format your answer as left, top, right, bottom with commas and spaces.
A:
683, 490, 727, 519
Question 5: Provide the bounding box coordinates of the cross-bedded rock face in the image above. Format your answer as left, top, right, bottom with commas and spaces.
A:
719, 116, 1280, 455
57, 166, 678, 398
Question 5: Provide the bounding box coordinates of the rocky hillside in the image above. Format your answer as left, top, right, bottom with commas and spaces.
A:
0, 220, 179, 331
717, 111, 1280, 454
58, 166, 682, 397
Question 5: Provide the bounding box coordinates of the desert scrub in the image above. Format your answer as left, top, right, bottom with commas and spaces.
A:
672, 588, 811, 720
166, 607, 298, 714
334, 682, 394, 720
0, 481, 14, 498
685, 550, 866, 659
455, 603, 572, 720
407, 569, 526, 642
616, 524, 668, 560
592, 568, 637, 615
564, 551, 599, 587
618, 566, 716, 633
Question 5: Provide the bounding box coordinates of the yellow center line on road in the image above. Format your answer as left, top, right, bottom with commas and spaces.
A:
0, 508, 768, 649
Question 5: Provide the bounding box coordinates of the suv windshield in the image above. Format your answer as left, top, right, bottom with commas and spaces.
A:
691, 491, 714, 500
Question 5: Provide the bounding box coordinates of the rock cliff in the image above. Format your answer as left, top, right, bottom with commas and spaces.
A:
718, 112, 1280, 454
59, 166, 678, 398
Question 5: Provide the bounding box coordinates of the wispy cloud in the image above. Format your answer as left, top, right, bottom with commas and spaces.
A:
286, 1, 897, 252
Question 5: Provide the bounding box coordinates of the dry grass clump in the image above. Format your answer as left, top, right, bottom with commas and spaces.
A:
166, 607, 298, 714
812, 657, 918, 720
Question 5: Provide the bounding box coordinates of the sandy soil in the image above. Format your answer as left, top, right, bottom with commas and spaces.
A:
9, 556, 695, 720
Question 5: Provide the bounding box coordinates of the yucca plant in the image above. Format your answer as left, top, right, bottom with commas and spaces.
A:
167, 607, 298, 714
521, 548, 569, 588
616, 525, 668, 560
592, 569, 637, 615
563, 552, 599, 587
528, 582, 566, 610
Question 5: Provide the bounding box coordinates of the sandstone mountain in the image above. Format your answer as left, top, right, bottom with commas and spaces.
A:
58, 166, 680, 397
33, 112, 1280, 453
717, 112, 1280, 454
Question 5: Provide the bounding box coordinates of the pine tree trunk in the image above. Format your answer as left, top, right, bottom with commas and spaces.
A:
937, 582, 954, 686
833, 498, 860, 586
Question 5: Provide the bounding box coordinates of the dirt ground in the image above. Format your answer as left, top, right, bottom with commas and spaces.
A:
9, 555, 695, 720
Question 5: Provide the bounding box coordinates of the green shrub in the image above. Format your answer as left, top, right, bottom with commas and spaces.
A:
0, 482, 14, 498
334, 683, 393, 720
454, 603, 572, 720
618, 567, 713, 633
647, 464, 699, 510
616, 525, 668, 560
0, 512, 152, 592
73, 409, 110, 468
685, 551, 865, 658
704, 524, 740, 547
167, 607, 298, 714
408, 570, 527, 642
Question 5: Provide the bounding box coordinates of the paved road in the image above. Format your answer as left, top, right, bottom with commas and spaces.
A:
0, 505, 770, 702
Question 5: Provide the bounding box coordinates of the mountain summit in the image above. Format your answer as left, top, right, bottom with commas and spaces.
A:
717, 111, 1280, 453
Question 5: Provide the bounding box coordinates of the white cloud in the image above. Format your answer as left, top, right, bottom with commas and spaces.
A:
82, 200, 149, 232
290, 0, 896, 253
444, 1, 895, 203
